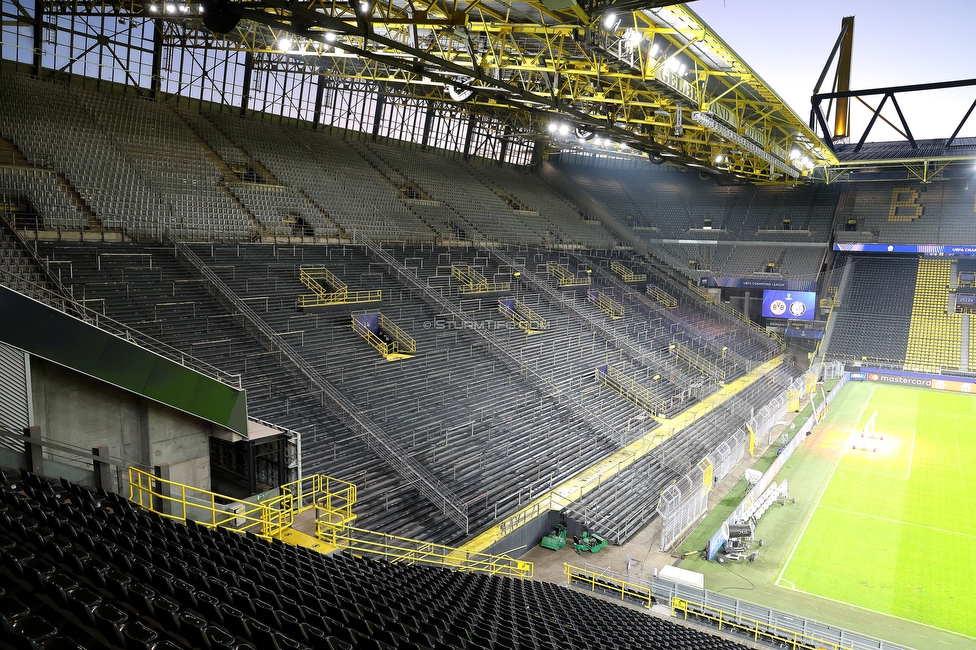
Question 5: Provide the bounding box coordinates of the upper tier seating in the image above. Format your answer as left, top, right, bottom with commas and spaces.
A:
555, 160, 840, 242
843, 181, 976, 244
825, 255, 917, 363
0, 74, 253, 240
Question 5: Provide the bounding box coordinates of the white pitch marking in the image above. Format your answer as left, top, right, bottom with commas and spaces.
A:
775, 385, 876, 587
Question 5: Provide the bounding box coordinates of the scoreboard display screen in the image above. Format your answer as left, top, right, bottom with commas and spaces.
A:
762, 290, 816, 321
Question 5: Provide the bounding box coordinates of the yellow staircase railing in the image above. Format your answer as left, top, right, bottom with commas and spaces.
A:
317, 524, 533, 579
819, 285, 839, 310
588, 290, 625, 319
126, 467, 532, 579
670, 342, 727, 382
546, 262, 591, 287
647, 284, 678, 309
351, 312, 417, 360
451, 263, 510, 294
127, 467, 357, 541
596, 365, 666, 416
498, 298, 547, 334
299, 266, 382, 307
265, 473, 358, 533
610, 260, 647, 283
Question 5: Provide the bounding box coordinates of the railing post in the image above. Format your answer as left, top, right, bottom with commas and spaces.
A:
23, 425, 44, 476
92, 445, 112, 492
153, 463, 173, 517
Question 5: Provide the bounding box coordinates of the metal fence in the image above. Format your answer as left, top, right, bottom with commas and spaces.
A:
655, 374, 805, 551
653, 575, 913, 650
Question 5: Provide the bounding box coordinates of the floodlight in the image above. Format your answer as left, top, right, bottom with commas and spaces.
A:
324, 32, 337, 43
447, 79, 476, 102
148, 3, 157, 11
649, 43, 659, 56
547, 123, 557, 133
603, 13, 617, 29
789, 147, 802, 160
666, 56, 681, 71
558, 123, 570, 136
575, 127, 595, 141
278, 37, 293, 51
165, 3, 176, 12
625, 28, 642, 49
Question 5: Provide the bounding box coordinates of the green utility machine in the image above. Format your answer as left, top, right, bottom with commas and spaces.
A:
540, 524, 567, 550
573, 531, 607, 554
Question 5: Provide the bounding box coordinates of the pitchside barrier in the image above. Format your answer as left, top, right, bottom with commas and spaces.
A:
652, 575, 912, 650
656, 374, 806, 551
849, 365, 976, 395
705, 373, 850, 560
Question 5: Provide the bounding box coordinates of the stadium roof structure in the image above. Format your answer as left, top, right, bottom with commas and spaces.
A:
810, 76, 976, 184
36, 0, 836, 183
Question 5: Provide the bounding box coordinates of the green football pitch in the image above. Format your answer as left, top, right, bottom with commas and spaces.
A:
776, 382, 976, 638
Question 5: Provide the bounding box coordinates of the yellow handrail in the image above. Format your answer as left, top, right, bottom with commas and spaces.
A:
565, 564, 653, 608
648, 285, 678, 309
351, 312, 416, 358
589, 291, 625, 318
317, 524, 533, 579
498, 298, 548, 333
128, 467, 285, 540
546, 262, 591, 286
671, 342, 726, 381
299, 266, 381, 306
127, 468, 357, 541
379, 313, 416, 354
265, 474, 358, 532
672, 597, 858, 650
597, 365, 665, 415
611, 260, 647, 283
451, 263, 511, 294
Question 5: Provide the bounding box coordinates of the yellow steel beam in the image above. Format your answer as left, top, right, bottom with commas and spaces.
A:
40, 0, 836, 182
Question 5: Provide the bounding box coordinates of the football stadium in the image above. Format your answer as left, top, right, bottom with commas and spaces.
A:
1, 0, 975, 648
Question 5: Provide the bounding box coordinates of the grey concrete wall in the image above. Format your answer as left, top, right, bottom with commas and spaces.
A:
29, 357, 213, 489
146, 402, 211, 487
483, 510, 591, 559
